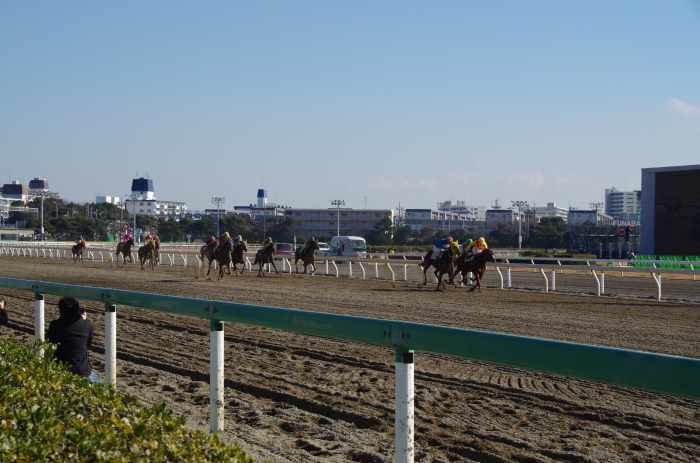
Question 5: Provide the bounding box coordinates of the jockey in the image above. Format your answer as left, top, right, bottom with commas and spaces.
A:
205, 236, 216, 246
75, 236, 86, 248
262, 237, 273, 249
144, 234, 155, 248
218, 232, 231, 246
432, 236, 455, 260
122, 232, 133, 243
465, 237, 488, 260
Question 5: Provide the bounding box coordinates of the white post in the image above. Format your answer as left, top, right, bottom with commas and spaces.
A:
348, 262, 352, 278
551, 270, 556, 291
395, 349, 415, 463
34, 294, 45, 357
507, 268, 512, 288
601, 272, 605, 294
210, 320, 225, 433
375, 262, 379, 279
105, 303, 117, 386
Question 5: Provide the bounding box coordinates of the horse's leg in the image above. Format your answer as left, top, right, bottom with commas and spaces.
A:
269, 259, 279, 274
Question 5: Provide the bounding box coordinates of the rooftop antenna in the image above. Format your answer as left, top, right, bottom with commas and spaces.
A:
145, 171, 149, 179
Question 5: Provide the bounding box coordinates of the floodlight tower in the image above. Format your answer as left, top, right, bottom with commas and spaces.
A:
331, 199, 345, 236
212, 197, 225, 238
511, 201, 529, 249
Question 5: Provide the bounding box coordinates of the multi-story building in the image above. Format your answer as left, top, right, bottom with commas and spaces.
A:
605, 188, 641, 221
485, 208, 523, 227
286, 208, 393, 237
567, 208, 614, 226
234, 189, 289, 220
123, 178, 187, 217
404, 209, 474, 232
524, 203, 568, 223
436, 200, 482, 221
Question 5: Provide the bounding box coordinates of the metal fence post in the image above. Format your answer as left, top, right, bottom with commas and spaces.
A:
104, 303, 117, 387
395, 348, 415, 463
210, 320, 225, 434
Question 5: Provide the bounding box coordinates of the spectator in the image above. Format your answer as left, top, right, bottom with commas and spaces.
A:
0, 296, 8, 326
46, 296, 100, 383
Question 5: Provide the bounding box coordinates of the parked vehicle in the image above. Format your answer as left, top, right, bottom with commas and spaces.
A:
317, 242, 331, 255
275, 243, 294, 255
328, 236, 367, 256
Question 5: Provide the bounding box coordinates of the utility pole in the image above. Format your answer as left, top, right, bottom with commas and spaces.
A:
212, 197, 225, 237
511, 201, 529, 250
331, 199, 345, 236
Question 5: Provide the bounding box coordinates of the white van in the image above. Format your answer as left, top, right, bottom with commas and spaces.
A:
329, 236, 367, 257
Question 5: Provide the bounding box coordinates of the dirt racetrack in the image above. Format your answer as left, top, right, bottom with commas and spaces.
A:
2, 255, 700, 463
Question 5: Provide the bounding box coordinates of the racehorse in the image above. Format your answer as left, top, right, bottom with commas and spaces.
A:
138, 243, 156, 271
210, 239, 234, 280
153, 236, 161, 266
253, 243, 278, 277
231, 240, 248, 276
115, 238, 135, 265
72, 243, 85, 264
295, 238, 320, 275
454, 249, 496, 292
200, 240, 217, 275
420, 250, 457, 291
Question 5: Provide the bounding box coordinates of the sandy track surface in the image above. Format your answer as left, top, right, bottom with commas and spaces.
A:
2, 256, 700, 462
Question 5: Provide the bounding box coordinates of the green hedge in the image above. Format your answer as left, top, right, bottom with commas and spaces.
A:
0, 338, 260, 463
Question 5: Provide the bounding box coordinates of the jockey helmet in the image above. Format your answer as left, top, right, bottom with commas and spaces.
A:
145, 234, 152, 239
446, 236, 453, 242
236, 235, 242, 241
267, 237, 272, 242
222, 232, 230, 238
77, 236, 83, 240
126, 233, 132, 238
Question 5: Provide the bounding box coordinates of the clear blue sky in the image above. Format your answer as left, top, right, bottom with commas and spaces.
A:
2, 1, 699, 213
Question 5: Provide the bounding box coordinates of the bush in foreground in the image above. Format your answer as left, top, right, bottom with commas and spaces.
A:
0, 338, 258, 463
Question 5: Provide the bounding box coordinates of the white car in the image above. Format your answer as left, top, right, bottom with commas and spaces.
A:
317, 242, 331, 255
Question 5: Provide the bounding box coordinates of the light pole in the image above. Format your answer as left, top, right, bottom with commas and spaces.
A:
331, 199, 345, 236
212, 197, 225, 237
511, 201, 528, 250
590, 202, 604, 225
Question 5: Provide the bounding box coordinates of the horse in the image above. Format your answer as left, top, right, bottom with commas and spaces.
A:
138, 243, 156, 271
200, 241, 217, 275
295, 239, 320, 275
116, 238, 135, 265
210, 239, 234, 280
153, 237, 161, 266
72, 243, 85, 264
231, 240, 248, 276
455, 249, 496, 292
253, 243, 278, 277
419, 250, 457, 291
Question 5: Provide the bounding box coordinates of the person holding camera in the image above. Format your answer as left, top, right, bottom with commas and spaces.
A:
0, 296, 8, 326
46, 296, 100, 383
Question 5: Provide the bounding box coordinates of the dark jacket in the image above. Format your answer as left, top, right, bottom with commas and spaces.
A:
46, 315, 94, 377
0, 308, 7, 325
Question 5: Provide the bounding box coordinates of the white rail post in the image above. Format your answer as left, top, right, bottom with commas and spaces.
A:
539, 268, 549, 292
348, 262, 352, 278
358, 262, 366, 279
507, 268, 512, 288
332, 261, 338, 277
591, 270, 601, 296
210, 319, 225, 434
395, 348, 415, 463
325, 259, 329, 275
651, 273, 662, 300
34, 293, 45, 357
551, 270, 556, 291
601, 272, 605, 294
387, 263, 395, 281
104, 303, 117, 387
375, 262, 379, 279
495, 267, 504, 289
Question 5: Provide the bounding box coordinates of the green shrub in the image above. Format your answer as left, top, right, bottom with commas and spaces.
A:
0, 338, 257, 463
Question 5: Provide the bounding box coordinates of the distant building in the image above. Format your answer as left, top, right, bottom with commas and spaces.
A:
234, 189, 290, 220
405, 208, 474, 232
1, 181, 29, 201
96, 196, 121, 205
437, 200, 481, 221
605, 187, 641, 221
286, 208, 393, 237
640, 164, 700, 255
524, 203, 568, 223
123, 177, 186, 217
567, 208, 614, 226
485, 208, 523, 228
